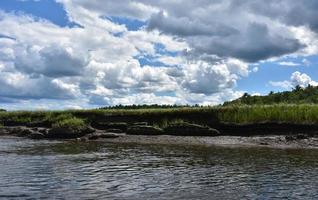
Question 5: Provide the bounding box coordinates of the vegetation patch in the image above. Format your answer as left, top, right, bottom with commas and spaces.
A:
47, 114, 91, 139
52, 116, 86, 130
224, 85, 318, 105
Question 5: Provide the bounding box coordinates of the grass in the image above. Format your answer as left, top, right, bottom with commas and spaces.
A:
1, 104, 318, 126
52, 116, 86, 130
216, 104, 318, 124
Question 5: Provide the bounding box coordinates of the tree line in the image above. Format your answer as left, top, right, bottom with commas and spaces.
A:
223, 85, 318, 106
99, 104, 207, 110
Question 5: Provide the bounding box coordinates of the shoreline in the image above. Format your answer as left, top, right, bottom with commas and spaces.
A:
93, 134, 318, 149
2, 132, 318, 149
2, 123, 318, 149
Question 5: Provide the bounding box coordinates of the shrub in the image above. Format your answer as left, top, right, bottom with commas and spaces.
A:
52, 116, 86, 130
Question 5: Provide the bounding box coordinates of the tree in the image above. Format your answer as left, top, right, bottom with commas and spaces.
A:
293, 85, 302, 92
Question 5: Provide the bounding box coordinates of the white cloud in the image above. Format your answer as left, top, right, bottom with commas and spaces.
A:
182, 61, 237, 94
269, 80, 292, 89
270, 71, 318, 89
278, 61, 300, 66
252, 67, 259, 73
302, 58, 311, 66
1, 0, 318, 109
290, 71, 318, 87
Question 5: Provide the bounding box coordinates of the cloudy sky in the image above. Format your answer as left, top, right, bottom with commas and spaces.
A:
0, 0, 318, 110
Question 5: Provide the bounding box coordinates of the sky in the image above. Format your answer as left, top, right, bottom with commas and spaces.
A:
0, 0, 318, 110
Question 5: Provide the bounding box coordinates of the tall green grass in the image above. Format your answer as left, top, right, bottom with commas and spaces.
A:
52, 116, 86, 130
216, 104, 318, 124
1, 104, 318, 125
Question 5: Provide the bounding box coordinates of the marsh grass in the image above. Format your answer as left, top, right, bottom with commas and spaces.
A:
1, 104, 318, 126
52, 116, 86, 130
216, 104, 318, 124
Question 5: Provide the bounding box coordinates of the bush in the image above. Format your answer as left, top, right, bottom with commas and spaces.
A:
52, 116, 86, 130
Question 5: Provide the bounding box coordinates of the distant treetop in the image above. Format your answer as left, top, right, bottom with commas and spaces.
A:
99, 104, 206, 110
223, 84, 318, 106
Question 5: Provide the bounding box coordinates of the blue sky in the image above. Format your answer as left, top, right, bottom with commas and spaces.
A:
0, 0, 70, 26
0, 0, 317, 110
238, 56, 318, 94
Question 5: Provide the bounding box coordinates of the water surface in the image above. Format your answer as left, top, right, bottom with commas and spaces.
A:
0, 136, 318, 199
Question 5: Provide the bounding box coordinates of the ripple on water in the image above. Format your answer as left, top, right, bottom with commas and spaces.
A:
0, 137, 318, 199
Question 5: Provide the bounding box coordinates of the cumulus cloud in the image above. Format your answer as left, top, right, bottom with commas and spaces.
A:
290, 71, 318, 87
0, 71, 80, 100
270, 71, 318, 89
0, 0, 318, 109
15, 45, 88, 77
278, 61, 301, 67
181, 61, 240, 94
148, 11, 238, 37
185, 23, 302, 62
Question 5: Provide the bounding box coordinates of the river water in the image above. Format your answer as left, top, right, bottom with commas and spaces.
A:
0, 136, 318, 199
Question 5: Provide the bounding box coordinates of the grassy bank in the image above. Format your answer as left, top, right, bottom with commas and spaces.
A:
216, 104, 318, 124
1, 104, 318, 127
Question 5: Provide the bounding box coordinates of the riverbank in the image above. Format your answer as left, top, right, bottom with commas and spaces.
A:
2, 133, 318, 149
80, 134, 318, 149
2, 125, 318, 149
2, 105, 318, 147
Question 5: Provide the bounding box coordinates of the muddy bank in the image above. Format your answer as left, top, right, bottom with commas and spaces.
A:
1, 125, 318, 149
215, 122, 318, 136
2, 120, 318, 149
95, 134, 318, 149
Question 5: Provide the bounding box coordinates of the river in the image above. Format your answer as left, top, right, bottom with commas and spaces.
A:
0, 136, 318, 199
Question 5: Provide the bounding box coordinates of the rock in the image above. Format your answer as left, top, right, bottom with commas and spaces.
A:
106, 128, 124, 133
296, 134, 309, 140
86, 132, 120, 140
47, 127, 89, 139
285, 135, 295, 141
0, 128, 9, 136
5, 127, 24, 136
133, 122, 148, 126
87, 133, 100, 140
92, 122, 128, 131
286, 134, 309, 141
127, 125, 164, 135
82, 125, 96, 134
3, 126, 33, 137
17, 128, 33, 137
164, 122, 220, 136
28, 132, 45, 140
99, 133, 120, 138
38, 128, 48, 135
76, 137, 88, 142
1, 126, 46, 139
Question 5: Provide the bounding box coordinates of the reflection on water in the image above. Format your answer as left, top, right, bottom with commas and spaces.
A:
0, 136, 318, 199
